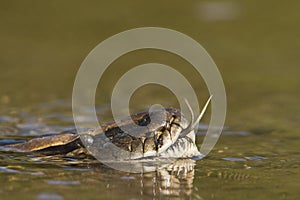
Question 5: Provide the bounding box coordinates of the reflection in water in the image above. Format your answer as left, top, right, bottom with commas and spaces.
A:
0, 143, 200, 199
42, 157, 199, 199
132, 159, 195, 199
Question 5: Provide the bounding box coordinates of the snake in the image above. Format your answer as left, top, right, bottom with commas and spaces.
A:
5, 97, 211, 161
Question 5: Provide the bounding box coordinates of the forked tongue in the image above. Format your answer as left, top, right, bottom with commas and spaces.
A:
181, 95, 212, 137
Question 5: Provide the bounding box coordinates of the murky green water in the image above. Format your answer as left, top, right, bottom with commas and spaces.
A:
0, 1, 299, 199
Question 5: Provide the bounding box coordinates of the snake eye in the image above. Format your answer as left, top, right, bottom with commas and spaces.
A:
137, 114, 151, 126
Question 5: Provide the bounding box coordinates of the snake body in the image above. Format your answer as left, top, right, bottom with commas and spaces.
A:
5, 97, 212, 160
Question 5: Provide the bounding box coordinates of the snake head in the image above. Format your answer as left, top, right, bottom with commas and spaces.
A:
142, 108, 189, 157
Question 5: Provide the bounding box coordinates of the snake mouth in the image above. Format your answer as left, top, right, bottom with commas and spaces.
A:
158, 134, 201, 158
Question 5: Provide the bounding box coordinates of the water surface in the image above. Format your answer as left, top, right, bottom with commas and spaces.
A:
0, 1, 299, 199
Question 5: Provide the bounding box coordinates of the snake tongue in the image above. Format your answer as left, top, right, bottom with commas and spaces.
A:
180, 96, 212, 137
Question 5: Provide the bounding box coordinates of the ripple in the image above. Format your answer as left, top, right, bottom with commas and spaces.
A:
46, 180, 80, 185
197, 130, 251, 136
222, 157, 247, 162
120, 176, 135, 180
0, 166, 20, 173
245, 156, 266, 161
63, 167, 91, 172
0, 126, 19, 135
222, 156, 267, 162
36, 193, 64, 200
222, 131, 251, 136
0, 116, 19, 123
0, 166, 45, 175
0, 139, 25, 146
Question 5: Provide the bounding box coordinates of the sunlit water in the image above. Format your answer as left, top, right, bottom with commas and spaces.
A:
0, 100, 299, 200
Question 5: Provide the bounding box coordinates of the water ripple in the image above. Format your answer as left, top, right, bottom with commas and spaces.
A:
36, 193, 64, 200
46, 180, 80, 185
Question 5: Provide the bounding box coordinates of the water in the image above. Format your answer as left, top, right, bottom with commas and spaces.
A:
0, 101, 299, 200
0, 1, 299, 199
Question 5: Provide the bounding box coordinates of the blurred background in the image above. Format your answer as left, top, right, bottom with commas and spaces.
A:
0, 1, 299, 199
0, 0, 299, 132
